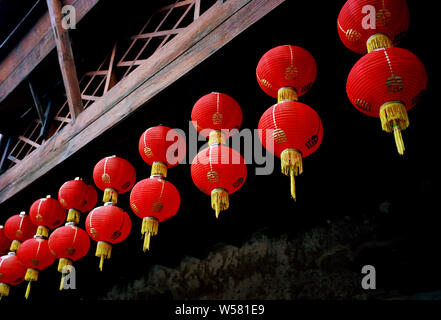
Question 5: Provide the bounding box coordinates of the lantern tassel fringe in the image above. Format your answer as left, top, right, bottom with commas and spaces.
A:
96, 241, 112, 271
24, 268, 39, 299
379, 101, 409, 155
366, 33, 392, 52
0, 283, 10, 299
211, 188, 229, 219
9, 240, 21, 253
141, 217, 159, 252
67, 209, 81, 225
151, 162, 168, 178
36, 225, 49, 238
103, 188, 118, 204
281, 149, 303, 201
277, 87, 298, 103
58, 258, 73, 291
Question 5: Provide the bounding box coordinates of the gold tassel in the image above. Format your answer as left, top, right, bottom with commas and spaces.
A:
277, 87, 298, 103
366, 33, 392, 52
58, 258, 73, 291
103, 188, 118, 204
379, 101, 409, 155
208, 130, 226, 146
36, 225, 49, 238
281, 149, 303, 201
0, 283, 10, 299
141, 217, 159, 252
211, 188, 229, 218
24, 268, 39, 299
67, 209, 81, 225
9, 240, 21, 253
151, 161, 168, 178
95, 241, 112, 271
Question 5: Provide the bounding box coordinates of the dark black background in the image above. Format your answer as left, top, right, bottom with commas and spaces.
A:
0, 0, 439, 303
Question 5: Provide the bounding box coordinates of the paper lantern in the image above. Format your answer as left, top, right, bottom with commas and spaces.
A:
0, 226, 12, 256
191, 92, 243, 139
48, 223, 90, 290
258, 101, 323, 200
347, 47, 427, 154
58, 178, 98, 224
0, 252, 27, 300
29, 195, 66, 238
138, 126, 186, 178
16, 235, 55, 299
256, 45, 317, 102
337, 0, 410, 54
191, 144, 247, 218
93, 156, 136, 204
4, 212, 37, 253
130, 176, 180, 251
85, 203, 132, 271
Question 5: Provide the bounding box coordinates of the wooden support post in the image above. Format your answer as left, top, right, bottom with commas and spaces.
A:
46, 0, 83, 120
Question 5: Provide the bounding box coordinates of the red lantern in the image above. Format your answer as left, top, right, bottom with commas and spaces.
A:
16, 235, 55, 299
191, 144, 247, 218
130, 176, 180, 251
346, 47, 427, 154
0, 252, 27, 299
0, 226, 12, 256
337, 0, 409, 54
85, 203, 132, 271
4, 212, 37, 253
48, 223, 90, 290
138, 126, 186, 178
258, 101, 323, 200
191, 92, 243, 139
29, 195, 66, 238
256, 45, 317, 102
93, 156, 136, 204
58, 178, 98, 224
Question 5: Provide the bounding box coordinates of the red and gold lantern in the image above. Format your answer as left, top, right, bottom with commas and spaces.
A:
16, 235, 55, 299
4, 212, 37, 253
0, 252, 27, 300
346, 47, 427, 154
93, 156, 136, 204
138, 126, 186, 178
48, 223, 90, 290
58, 178, 98, 224
337, 0, 409, 54
29, 195, 66, 238
85, 203, 131, 271
0, 226, 12, 256
130, 176, 180, 251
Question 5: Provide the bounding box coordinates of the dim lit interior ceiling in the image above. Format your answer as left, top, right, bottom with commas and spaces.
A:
0, 0, 439, 301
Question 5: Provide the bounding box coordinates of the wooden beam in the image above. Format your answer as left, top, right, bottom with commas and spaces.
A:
0, 0, 99, 105
0, 0, 285, 205
46, 0, 84, 120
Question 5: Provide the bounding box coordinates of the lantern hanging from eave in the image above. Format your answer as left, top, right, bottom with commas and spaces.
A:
191, 144, 247, 218
0, 252, 27, 300
337, 0, 410, 54
85, 203, 131, 271
130, 176, 180, 251
4, 212, 37, 253
29, 195, 66, 238
346, 47, 427, 154
0, 226, 12, 256
138, 126, 186, 178
93, 156, 136, 204
16, 235, 55, 299
256, 45, 317, 103
258, 101, 323, 200
48, 223, 90, 290
58, 178, 98, 225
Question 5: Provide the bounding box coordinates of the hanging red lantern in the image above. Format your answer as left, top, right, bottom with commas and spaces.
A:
258, 101, 323, 200
16, 235, 55, 299
337, 0, 409, 54
0, 252, 27, 300
85, 203, 131, 271
129, 176, 180, 251
48, 223, 90, 290
29, 195, 66, 238
191, 92, 243, 139
93, 156, 136, 204
191, 144, 247, 218
58, 178, 98, 224
0, 226, 12, 256
256, 45, 317, 102
138, 126, 186, 178
4, 212, 37, 253
346, 47, 427, 154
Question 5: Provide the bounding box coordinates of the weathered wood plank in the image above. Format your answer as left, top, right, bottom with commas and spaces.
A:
0, 0, 285, 205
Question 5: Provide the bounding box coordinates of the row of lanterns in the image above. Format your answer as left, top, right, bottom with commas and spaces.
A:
0, 0, 427, 300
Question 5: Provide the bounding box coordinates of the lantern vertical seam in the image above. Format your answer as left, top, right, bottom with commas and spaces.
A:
272, 104, 279, 129
18, 216, 24, 233
383, 48, 395, 75
35, 240, 42, 258
72, 227, 78, 247
103, 157, 110, 181
288, 45, 294, 67
37, 199, 44, 217
158, 179, 165, 202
